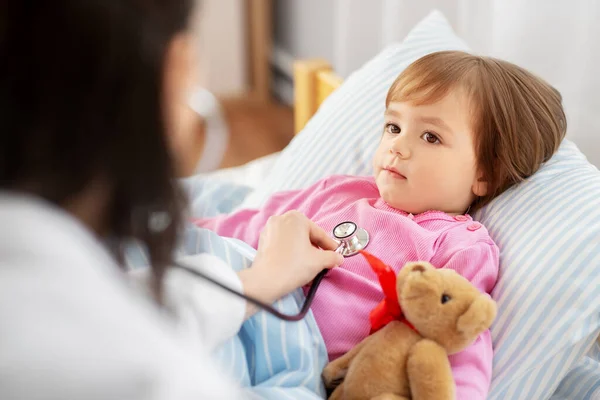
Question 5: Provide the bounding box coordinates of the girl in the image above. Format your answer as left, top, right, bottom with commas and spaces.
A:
196, 51, 566, 399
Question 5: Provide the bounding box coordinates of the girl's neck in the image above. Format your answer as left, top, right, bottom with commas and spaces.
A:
374, 197, 469, 217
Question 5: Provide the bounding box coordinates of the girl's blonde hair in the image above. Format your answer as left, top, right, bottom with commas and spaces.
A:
386, 51, 566, 211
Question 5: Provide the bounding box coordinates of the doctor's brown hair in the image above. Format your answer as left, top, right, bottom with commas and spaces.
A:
386, 51, 566, 212
1, 0, 195, 299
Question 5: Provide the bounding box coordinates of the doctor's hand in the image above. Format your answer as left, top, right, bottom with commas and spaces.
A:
238, 211, 344, 310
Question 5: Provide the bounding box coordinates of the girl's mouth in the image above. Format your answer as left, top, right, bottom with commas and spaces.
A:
384, 167, 407, 180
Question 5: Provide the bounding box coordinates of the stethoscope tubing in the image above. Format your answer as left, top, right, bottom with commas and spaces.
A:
173, 262, 329, 321
173, 221, 367, 322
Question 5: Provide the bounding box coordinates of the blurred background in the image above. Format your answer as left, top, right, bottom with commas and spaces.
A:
200, 0, 600, 169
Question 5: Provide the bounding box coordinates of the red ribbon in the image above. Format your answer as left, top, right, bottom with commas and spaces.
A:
359, 250, 417, 334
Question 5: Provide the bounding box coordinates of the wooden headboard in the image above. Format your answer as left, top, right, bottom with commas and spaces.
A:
293, 59, 343, 135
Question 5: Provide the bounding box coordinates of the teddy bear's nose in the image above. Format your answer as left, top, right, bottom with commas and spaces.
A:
411, 264, 426, 273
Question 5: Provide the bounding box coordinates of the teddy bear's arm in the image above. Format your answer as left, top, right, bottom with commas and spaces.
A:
322, 335, 372, 391
407, 339, 455, 400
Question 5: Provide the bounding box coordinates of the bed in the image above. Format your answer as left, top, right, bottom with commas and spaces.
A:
186, 10, 600, 400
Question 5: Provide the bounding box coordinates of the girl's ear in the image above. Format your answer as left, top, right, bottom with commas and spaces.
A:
472, 172, 488, 197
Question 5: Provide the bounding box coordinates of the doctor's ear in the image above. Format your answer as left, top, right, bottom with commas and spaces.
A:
164, 33, 198, 109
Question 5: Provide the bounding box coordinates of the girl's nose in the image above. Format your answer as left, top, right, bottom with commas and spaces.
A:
389, 134, 411, 159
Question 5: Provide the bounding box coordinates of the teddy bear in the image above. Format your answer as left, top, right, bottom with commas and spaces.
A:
321, 259, 497, 400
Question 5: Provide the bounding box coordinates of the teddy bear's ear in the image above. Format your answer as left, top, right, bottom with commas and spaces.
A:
456, 295, 498, 339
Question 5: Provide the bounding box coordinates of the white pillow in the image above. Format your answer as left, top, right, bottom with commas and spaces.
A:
240, 10, 600, 400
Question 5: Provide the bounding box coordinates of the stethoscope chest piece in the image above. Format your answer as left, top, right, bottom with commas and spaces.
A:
333, 221, 370, 257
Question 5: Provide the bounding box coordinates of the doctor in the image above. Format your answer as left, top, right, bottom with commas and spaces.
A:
0, 1, 343, 399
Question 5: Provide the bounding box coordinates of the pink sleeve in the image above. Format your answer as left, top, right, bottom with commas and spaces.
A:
449, 330, 495, 400
431, 240, 499, 400
193, 178, 330, 249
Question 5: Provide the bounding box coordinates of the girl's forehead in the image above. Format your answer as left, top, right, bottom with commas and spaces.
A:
388, 81, 472, 104
386, 90, 472, 115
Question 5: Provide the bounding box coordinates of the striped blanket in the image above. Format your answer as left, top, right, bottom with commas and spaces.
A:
125, 179, 328, 399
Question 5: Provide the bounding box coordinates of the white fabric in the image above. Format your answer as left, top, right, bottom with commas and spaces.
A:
198, 151, 281, 189
0, 192, 245, 400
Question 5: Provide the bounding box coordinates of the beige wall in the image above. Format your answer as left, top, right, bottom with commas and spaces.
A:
197, 0, 247, 96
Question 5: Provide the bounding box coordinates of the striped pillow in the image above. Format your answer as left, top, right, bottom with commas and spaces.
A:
476, 142, 600, 399
241, 10, 600, 400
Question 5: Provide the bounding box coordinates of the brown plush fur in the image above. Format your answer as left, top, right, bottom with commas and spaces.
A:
322, 262, 497, 400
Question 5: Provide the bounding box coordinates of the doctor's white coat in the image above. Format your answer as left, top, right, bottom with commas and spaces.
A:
0, 192, 246, 399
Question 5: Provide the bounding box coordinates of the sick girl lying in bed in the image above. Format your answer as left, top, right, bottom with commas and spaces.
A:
195, 50, 566, 399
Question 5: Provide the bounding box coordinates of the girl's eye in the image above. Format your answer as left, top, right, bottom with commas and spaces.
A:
422, 131, 441, 144
385, 123, 400, 134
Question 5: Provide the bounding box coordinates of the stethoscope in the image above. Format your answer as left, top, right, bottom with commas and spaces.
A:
173, 221, 370, 321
